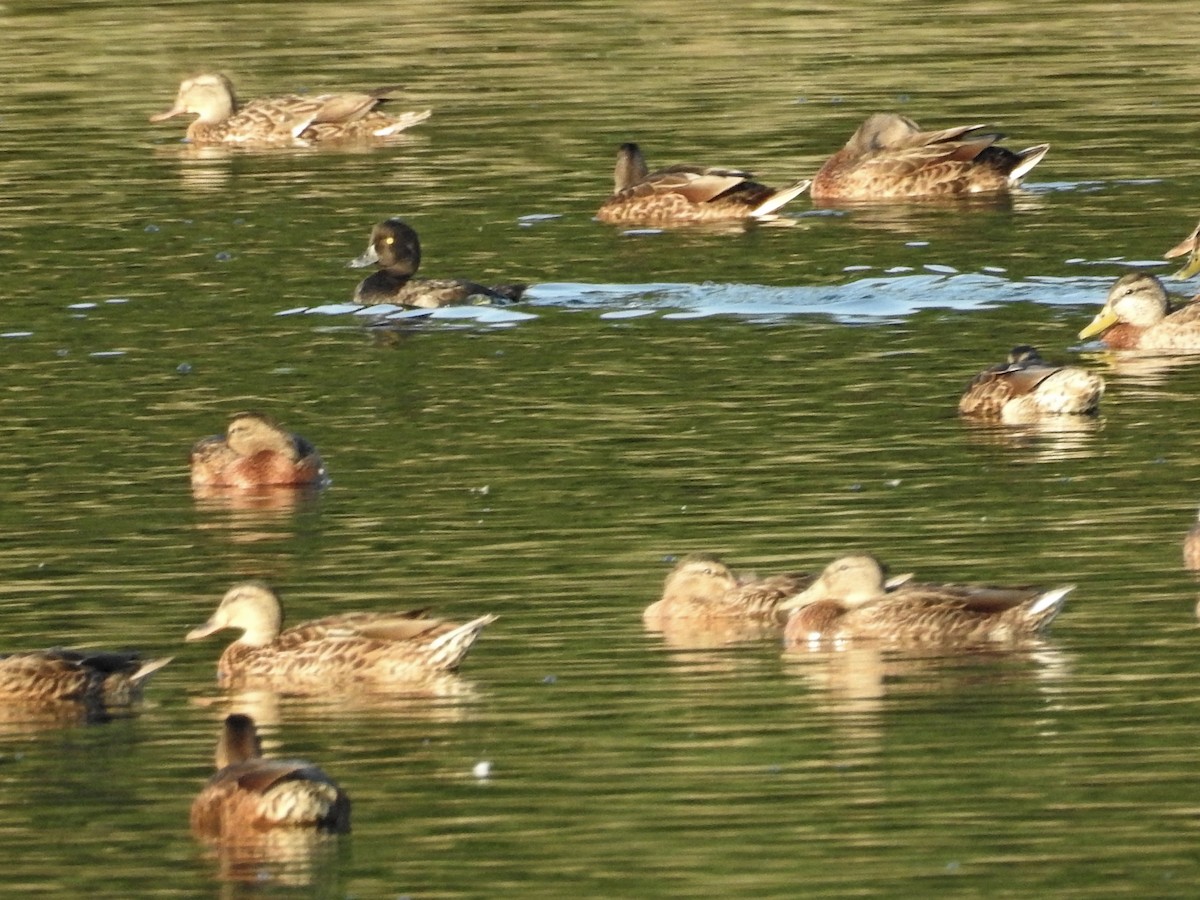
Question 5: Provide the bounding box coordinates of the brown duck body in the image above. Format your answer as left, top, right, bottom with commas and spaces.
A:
1079, 272, 1200, 351
597, 143, 809, 226
782, 555, 1071, 648
958, 345, 1104, 421
152, 74, 430, 146
0, 648, 170, 705
190, 412, 325, 489
187, 582, 495, 690
644, 554, 813, 627
191, 714, 350, 838
810, 114, 1049, 202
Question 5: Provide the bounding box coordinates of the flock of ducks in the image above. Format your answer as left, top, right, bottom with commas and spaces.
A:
6, 71, 1200, 850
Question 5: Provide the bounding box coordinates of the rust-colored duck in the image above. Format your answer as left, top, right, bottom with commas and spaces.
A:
190, 412, 326, 489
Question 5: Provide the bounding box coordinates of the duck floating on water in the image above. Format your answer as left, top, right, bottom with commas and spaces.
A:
190, 412, 326, 489
810, 113, 1049, 202
150, 73, 430, 146
958, 345, 1104, 422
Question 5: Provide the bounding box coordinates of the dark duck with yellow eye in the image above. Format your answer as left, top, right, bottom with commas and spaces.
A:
596, 142, 810, 226
348, 219, 526, 308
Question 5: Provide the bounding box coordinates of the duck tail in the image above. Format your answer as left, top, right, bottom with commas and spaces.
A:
131, 656, 173, 687
426, 614, 498, 671
1024, 585, 1073, 631
1008, 143, 1050, 185
750, 179, 811, 218
372, 109, 433, 137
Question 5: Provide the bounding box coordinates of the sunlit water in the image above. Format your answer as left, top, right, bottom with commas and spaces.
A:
4, 1, 1200, 897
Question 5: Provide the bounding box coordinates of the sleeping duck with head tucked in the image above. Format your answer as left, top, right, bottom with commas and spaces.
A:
596, 143, 810, 226
150, 73, 430, 146
190, 412, 326, 489
958, 345, 1104, 422
1078, 272, 1200, 351
781, 554, 1072, 649
810, 113, 1049, 202
191, 713, 350, 840
186, 581, 496, 691
349, 218, 527, 307
644, 554, 814, 627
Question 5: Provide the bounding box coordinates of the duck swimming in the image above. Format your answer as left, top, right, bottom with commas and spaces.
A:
190, 412, 326, 489
186, 581, 496, 690
349, 218, 527, 307
1078, 272, 1200, 350
0, 648, 170, 705
781, 554, 1072, 648
810, 113, 1049, 202
191, 714, 350, 839
958, 345, 1104, 421
150, 73, 430, 146
596, 143, 810, 225
644, 554, 814, 628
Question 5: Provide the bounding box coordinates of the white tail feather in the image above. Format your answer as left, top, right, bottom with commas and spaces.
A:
750, 179, 811, 218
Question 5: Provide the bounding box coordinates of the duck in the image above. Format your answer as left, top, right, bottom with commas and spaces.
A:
185, 581, 496, 690
781, 554, 1072, 648
348, 218, 527, 307
1185, 512, 1200, 571
1078, 272, 1200, 350
644, 554, 815, 628
1164, 219, 1200, 280
958, 345, 1104, 421
150, 74, 431, 146
190, 412, 326, 489
596, 143, 810, 225
0, 648, 170, 705
810, 113, 1049, 202
191, 714, 350, 839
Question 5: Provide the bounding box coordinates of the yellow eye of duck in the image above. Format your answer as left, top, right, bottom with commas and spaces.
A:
384, 236, 395, 245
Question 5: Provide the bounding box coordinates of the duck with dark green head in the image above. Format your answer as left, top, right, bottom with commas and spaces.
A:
349, 219, 526, 308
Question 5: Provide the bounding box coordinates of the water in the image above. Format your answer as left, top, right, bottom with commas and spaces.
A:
4, 1, 1200, 896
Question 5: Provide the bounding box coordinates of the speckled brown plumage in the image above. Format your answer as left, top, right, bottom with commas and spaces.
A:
596, 143, 809, 225
782, 554, 1071, 648
644, 554, 814, 627
186, 581, 496, 690
151, 74, 430, 146
810, 113, 1049, 202
1079, 272, 1200, 350
191, 714, 350, 839
0, 648, 170, 705
958, 345, 1104, 421
190, 412, 326, 489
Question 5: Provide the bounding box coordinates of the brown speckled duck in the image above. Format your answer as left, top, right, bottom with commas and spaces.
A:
186, 581, 496, 690
190, 412, 326, 489
644, 554, 815, 628
349, 218, 526, 307
958, 345, 1104, 422
596, 143, 810, 225
191, 714, 350, 839
0, 648, 170, 705
151, 73, 430, 146
810, 113, 1049, 202
781, 554, 1072, 648
1078, 272, 1200, 350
